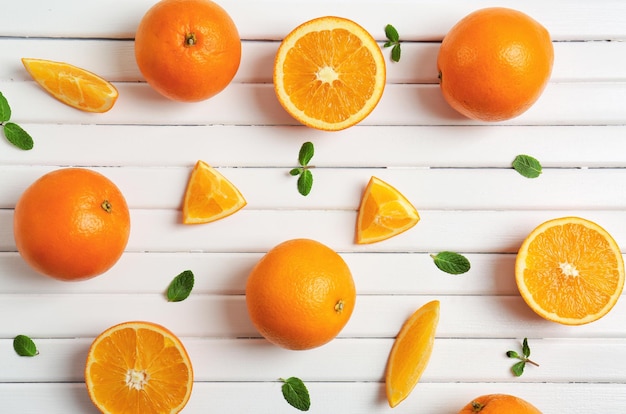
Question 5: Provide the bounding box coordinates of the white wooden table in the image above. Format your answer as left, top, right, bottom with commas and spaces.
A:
2, 1, 626, 412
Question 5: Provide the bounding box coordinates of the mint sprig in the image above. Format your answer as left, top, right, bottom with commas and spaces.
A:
280, 377, 310, 411
506, 337, 539, 376
0, 91, 34, 150
166, 270, 195, 302
431, 251, 471, 274
13, 334, 39, 357
383, 24, 402, 62
290, 142, 314, 196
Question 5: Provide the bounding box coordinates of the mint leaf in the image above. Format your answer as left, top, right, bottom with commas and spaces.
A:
4, 122, 34, 150
289, 168, 302, 176
281, 377, 310, 411
391, 45, 402, 63
0, 91, 11, 122
13, 335, 39, 357
511, 361, 526, 377
298, 141, 314, 166
384, 24, 402, 62
297, 170, 313, 196
384, 24, 399, 42
431, 251, 471, 274
522, 337, 531, 358
166, 270, 194, 302
512, 154, 542, 178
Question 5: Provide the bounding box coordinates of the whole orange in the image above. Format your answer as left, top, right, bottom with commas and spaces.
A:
437, 7, 554, 121
13, 168, 130, 281
245, 239, 356, 350
134, 0, 241, 102
458, 394, 542, 413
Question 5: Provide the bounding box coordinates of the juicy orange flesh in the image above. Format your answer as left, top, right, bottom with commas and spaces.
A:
522, 223, 622, 319
87, 327, 191, 413
357, 177, 419, 244
386, 300, 440, 408
22, 58, 118, 112
183, 161, 246, 224
282, 28, 377, 123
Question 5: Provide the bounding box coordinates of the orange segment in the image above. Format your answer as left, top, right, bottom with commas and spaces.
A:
385, 300, 440, 408
21, 58, 118, 113
515, 216, 624, 325
182, 160, 247, 224
356, 176, 420, 244
85, 321, 193, 414
273, 16, 386, 131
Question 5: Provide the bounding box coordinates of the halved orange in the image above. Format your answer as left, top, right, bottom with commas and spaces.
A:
85, 321, 193, 414
385, 300, 440, 408
22, 58, 118, 113
182, 160, 247, 224
515, 216, 624, 325
273, 16, 386, 131
356, 176, 420, 244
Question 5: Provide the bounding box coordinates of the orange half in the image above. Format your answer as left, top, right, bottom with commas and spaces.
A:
85, 321, 193, 414
515, 216, 624, 325
273, 16, 386, 131
385, 300, 440, 408
356, 176, 420, 244
22, 58, 118, 113
182, 160, 247, 224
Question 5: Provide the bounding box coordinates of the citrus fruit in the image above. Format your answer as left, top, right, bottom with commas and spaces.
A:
515, 216, 624, 325
437, 7, 554, 121
134, 0, 241, 102
458, 394, 542, 413
245, 238, 356, 350
182, 160, 247, 224
13, 168, 130, 281
85, 321, 193, 414
22, 58, 118, 113
356, 176, 420, 244
385, 300, 439, 408
273, 16, 386, 131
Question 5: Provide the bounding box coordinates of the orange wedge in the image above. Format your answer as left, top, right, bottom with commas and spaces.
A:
273, 16, 386, 131
85, 321, 193, 414
356, 176, 420, 244
182, 160, 247, 224
385, 300, 440, 408
515, 216, 624, 325
22, 58, 118, 113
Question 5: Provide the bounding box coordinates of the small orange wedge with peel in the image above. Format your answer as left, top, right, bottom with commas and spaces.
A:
356, 176, 420, 244
22, 58, 118, 113
85, 321, 193, 414
385, 300, 440, 408
182, 160, 247, 224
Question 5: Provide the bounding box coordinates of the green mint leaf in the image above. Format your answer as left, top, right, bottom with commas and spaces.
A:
281, 377, 311, 411
512, 154, 542, 178
297, 169, 313, 196
522, 337, 531, 358
0, 91, 11, 122
166, 270, 194, 302
289, 168, 302, 176
4, 122, 34, 150
391, 44, 402, 62
385, 24, 399, 43
298, 141, 314, 166
506, 350, 520, 359
511, 361, 526, 377
13, 335, 39, 357
431, 251, 471, 274
383, 40, 394, 48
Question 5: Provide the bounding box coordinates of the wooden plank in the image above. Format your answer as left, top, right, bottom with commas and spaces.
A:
2, 0, 625, 41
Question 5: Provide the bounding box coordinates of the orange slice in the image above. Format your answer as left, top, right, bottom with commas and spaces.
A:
85, 321, 193, 414
385, 300, 440, 408
22, 58, 118, 113
273, 16, 386, 131
182, 160, 247, 224
356, 176, 420, 244
515, 216, 624, 325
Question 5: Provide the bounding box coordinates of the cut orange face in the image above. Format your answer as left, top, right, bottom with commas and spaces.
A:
273, 16, 386, 131
516, 216, 624, 325
385, 300, 440, 408
182, 160, 247, 224
356, 176, 420, 244
85, 321, 193, 414
22, 58, 118, 113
